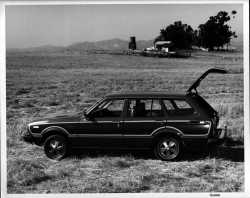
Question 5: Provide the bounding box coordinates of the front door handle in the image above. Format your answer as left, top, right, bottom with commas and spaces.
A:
112, 121, 122, 128
189, 120, 200, 124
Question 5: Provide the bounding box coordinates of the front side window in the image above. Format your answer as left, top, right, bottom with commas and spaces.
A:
127, 99, 164, 117
91, 99, 124, 117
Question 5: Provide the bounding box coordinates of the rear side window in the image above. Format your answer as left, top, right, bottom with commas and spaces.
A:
175, 100, 192, 109
127, 99, 164, 117
163, 99, 195, 116
163, 100, 175, 110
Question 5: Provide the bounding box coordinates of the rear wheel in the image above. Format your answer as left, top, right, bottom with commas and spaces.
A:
44, 135, 68, 160
154, 136, 182, 161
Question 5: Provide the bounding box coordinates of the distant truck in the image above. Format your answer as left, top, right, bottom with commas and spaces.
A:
145, 41, 174, 53
154, 41, 174, 52
127, 37, 190, 58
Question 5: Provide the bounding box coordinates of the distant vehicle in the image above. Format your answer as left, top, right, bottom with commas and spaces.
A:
145, 41, 173, 53
154, 41, 173, 52
145, 46, 156, 51
23, 68, 228, 161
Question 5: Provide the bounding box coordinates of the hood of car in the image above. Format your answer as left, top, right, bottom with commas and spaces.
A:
187, 68, 227, 93
30, 112, 83, 125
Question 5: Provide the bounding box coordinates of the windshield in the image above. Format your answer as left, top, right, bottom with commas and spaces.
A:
85, 97, 105, 115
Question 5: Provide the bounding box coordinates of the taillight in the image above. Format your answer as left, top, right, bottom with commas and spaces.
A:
213, 112, 219, 126
210, 112, 219, 137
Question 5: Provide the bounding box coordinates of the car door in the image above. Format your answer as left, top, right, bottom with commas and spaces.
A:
122, 98, 167, 148
72, 98, 125, 148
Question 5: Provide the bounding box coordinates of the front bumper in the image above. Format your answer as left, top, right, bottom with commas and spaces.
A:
208, 126, 227, 145
22, 129, 35, 144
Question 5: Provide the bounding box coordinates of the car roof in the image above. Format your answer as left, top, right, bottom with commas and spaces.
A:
105, 92, 187, 99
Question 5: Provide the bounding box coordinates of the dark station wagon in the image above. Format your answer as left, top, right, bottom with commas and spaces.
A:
23, 68, 228, 160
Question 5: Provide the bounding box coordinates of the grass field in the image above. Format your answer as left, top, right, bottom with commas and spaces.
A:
6, 50, 244, 193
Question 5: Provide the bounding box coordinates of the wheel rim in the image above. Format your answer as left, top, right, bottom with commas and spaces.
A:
46, 138, 66, 159
158, 138, 179, 160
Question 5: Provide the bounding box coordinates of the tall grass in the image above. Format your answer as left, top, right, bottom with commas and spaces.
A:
6, 51, 244, 193
7, 159, 51, 192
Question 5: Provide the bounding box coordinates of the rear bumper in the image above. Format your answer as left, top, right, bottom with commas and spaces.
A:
208, 126, 227, 145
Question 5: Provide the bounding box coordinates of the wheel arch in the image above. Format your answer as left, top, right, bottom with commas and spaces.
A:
40, 126, 70, 145
152, 126, 184, 144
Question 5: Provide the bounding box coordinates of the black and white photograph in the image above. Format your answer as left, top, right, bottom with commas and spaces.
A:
0, 0, 249, 197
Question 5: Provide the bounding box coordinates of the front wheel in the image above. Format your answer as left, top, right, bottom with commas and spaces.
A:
154, 136, 182, 161
44, 135, 68, 160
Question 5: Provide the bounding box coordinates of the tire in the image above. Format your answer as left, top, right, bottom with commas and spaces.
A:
154, 136, 182, 161
44, 135, 68, 160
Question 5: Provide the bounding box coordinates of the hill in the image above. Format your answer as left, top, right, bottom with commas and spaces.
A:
7, 39, 154, 54
7, 36, 243, 55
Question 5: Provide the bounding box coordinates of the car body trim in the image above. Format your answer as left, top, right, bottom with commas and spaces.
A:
150, 121, 211, 137
41, 126, 71, 136
31, 121, 211, 139
122, 120, 207, 123
150, 126, 184, 136
182, 121, 212, 138
28, 120, 208, 125
123, 120, 165, 123
166, 120, 209, 123
70, 134, 123, 137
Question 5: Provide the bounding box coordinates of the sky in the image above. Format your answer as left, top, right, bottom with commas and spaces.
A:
6, 3, 243, 48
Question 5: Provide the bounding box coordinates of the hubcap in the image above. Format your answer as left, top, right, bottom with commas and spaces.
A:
159, 138, 179, 160
47, 139, 65, 158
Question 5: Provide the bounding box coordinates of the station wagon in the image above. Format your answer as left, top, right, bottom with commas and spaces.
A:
23, 68, 227, 160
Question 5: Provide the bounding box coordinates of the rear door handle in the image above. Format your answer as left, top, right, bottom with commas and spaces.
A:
160, 120, 167, 125
189, 120, 208, 124
189, 120, 200, 124
112, 121, 122, 128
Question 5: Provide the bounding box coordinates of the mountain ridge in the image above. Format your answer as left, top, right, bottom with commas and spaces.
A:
7, 38, 154, 53
7, 37, 243, 53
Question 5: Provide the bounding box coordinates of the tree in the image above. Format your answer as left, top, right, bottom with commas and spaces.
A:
197, 11, 237, 51
154, 21, 195, 50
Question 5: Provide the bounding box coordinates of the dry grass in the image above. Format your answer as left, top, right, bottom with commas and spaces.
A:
6, 50, 244, 193
7, 154, 244, 193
